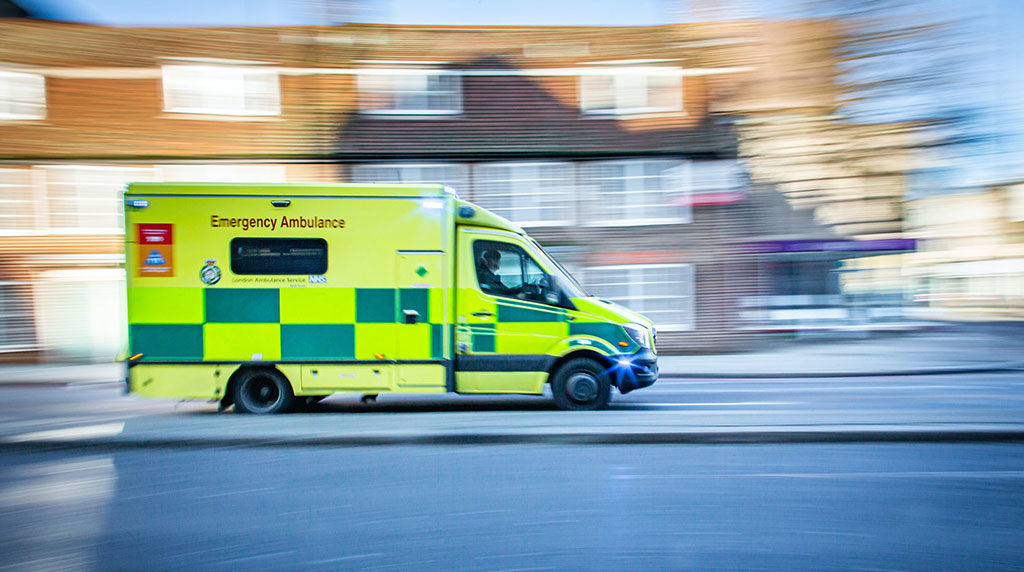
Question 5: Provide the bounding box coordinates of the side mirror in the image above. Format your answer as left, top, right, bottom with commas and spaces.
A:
543, 275, 560, 305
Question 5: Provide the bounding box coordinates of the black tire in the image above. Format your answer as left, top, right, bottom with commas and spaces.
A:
233, 368, 294, 414
551, 358, 611, 411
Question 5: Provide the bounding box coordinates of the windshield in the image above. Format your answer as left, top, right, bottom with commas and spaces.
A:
527, 239, 589, 298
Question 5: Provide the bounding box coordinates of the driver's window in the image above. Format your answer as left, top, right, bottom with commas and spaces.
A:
496, 250, 524, 290
524, 257, 545, 287
473, 239, 540, 300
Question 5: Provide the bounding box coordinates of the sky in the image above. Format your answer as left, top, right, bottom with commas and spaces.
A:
13, 0, 1024, 185
20, 0, 677, 27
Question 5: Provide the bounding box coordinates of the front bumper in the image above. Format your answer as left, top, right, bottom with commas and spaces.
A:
615, 347, 658, 394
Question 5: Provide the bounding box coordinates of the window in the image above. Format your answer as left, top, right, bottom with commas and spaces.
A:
584, 263, 695, 331
357, 71, 461, 115
690, 160, 746, 204
162, 65, 280, 116
350, 163, 468, 193
0, 69, 45, 120
1011, 184, 1024, 222
42, 166, 155, 233
231, 238, 327, 275
156, 164, 287, 183
580, 159, 691, 225
473, 162, 576, 227
0, 282, 37, 353
473, 239, 548, 303
0, 169, 38, 233
580, 69, 681, 115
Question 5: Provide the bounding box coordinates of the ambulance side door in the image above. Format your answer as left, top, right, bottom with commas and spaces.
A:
454, 229, 567, 394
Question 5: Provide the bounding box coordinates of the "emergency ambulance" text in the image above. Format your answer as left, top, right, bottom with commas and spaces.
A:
210, 215, 346, 231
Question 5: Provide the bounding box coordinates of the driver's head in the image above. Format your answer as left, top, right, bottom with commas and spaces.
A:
481, 250, 501, 272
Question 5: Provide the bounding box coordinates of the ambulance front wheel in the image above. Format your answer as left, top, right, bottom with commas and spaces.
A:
233, 368, 294, 414
551, 358, 611, 411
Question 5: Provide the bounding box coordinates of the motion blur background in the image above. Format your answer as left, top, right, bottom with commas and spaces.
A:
0, 0, 1021, 360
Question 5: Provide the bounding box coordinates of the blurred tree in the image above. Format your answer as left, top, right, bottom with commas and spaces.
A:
801, 0, 1000, 186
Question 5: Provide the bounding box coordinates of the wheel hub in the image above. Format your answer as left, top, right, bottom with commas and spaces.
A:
566, 372, 599, 403
247, 377, 279, 409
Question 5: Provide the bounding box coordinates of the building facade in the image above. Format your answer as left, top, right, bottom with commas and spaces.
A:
0, 20, 911, 359
905, 182, 1024, 320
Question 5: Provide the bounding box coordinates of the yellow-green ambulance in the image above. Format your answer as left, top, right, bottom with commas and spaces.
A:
124, 183, 658, 413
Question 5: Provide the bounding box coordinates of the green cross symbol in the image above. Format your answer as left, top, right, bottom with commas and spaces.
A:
415, 266, 428, 277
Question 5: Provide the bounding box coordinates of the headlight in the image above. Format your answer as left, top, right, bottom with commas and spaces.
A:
622, 323, 650, 349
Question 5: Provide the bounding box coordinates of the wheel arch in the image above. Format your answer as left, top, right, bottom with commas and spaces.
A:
219, 364, 286, 410
547, 349, 614, 385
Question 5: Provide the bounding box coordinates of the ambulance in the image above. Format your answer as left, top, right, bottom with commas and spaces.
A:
124, 183, 658, 413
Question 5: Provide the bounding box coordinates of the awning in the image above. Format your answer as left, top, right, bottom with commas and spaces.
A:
738, 238, 917, 255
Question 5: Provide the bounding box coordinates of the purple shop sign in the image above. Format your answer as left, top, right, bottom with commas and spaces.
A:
739, 238, 917, 254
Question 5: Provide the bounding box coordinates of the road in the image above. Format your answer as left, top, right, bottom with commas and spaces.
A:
2, 372, 1024, 441
2, 443, 1024, 571
1, 372, 1024, 570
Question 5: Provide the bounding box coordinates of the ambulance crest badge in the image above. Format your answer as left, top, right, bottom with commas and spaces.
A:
200, 259, 221, 286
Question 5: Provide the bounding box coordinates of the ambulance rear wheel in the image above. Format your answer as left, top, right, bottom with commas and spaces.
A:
552, 358, 611, 411
233, 368, 294, 414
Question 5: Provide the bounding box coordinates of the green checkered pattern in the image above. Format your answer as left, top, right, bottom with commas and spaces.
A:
459, 298, 637, 355
128, 287, 446, 362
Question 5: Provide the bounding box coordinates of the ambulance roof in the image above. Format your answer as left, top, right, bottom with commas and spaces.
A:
126, 182, 526, 235
126, 182, 453, 198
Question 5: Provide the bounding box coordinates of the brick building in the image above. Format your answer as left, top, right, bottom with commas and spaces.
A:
0, 19, 909, 359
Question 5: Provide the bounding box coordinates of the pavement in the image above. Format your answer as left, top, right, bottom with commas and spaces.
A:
658, 323, 1024, 377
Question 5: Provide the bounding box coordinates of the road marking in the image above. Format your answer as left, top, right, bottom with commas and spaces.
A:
197, 486, 275, 500
620, 401, 802, 407
611, 470, 1024, 480
2, 423, 124, 443
65, 381, 122, 390
308, 554, 384, 564
219, 550, 295, 564
647, 385, 993, 393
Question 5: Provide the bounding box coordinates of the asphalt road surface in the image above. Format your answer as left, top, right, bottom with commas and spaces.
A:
2, 371, 1024, 434
2, 443, 1023, 571
1, 372, 1024, 571
0, 372, 1019, 444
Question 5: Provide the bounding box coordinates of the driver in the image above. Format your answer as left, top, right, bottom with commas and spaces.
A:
478, 250, 516, 296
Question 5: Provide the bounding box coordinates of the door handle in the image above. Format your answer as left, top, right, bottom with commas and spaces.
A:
471, 311, 494, 318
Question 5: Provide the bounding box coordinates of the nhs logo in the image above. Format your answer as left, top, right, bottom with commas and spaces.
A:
308, 275, 327, 284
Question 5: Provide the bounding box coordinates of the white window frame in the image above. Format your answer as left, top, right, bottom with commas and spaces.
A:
0, 168, 43, 235
472, 162, 576, 227
584, 263, 695, 331
579, 67, 682, 116
155, 164, 287, 183
580, 159, 692, 226
0, 281, 38, 353
350, 163, 469, 193
41, 165, 155, 234
162, 65, 280, 117
356, 69, 462, 116
0, 69, 46, 120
